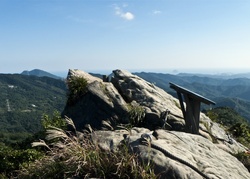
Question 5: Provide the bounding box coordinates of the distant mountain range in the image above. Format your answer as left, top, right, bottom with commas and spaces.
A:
133, 72, 250, 99
177, 72, 250, 79
21, 69, 62, 79
134, 72, 250, 122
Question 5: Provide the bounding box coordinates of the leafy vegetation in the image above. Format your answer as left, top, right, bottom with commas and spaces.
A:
41, 111, 67, 130
228, 123, 250, 148
0, 111, 67, 178
0, 111, 71, 178
0, 144, 44, 178
233, 152, 250, 172
66, 76, 88, 105
204, 107, 248, 127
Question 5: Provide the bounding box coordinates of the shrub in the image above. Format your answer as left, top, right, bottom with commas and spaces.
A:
205, 107, 247, 127
66, 76, 88, 105
229, 123, 250, 148
41, 111, 67, 130
0, 144, 43, 177
233, 152, 250, 172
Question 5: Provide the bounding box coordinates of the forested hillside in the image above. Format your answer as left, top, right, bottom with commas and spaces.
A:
134, 72, 250, 122
0, 74, 67, 144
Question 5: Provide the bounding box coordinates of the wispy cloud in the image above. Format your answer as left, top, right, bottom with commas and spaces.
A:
153, 10, 162, 15
122, 3, 128, 8
114, 5, 135, 21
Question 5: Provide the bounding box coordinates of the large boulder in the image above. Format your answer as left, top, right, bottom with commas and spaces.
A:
199, 113, 247, 154
62, 69, 129, 130
111, 69, 185, 130
93, 127, 250, 179
63, 69, 185, 130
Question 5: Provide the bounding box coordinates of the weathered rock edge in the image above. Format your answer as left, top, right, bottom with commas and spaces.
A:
93, 127, 250, 179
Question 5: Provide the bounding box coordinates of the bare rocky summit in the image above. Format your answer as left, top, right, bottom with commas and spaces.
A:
63, 69, 250, 178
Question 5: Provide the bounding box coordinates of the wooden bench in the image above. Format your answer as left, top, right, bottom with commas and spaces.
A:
169, 82, 216, 134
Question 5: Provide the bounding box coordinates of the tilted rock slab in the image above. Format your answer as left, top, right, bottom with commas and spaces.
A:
93, 127, 250, 179
63, 69, 185, 130
200, 113, 247, 154
62, 69, 129, 130
111, 69, 185, 130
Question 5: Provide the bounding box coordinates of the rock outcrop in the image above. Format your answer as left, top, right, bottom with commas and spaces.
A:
111, 69, 185, 130
63, 69, 185, 130
62, 69, 129, 130
93, 128, 250, 178
63, 69, 250, 178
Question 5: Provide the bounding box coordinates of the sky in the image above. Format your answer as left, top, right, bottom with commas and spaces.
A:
1, 0, 250, 75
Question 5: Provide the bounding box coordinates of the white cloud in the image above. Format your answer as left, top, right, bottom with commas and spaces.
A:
153, 10, 162, 15
114, 5, 135, 21
121, 12, 134, 20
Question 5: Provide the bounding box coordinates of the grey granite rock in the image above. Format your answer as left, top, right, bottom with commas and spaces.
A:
111, 69, 185, 130
93, 127, 250, 179
62, 69, 129, 130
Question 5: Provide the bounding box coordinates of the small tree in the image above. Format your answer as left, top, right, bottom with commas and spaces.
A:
41, 111, 66, 130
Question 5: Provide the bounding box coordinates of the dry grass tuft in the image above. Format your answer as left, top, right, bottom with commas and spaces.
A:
18, 118, 157, 178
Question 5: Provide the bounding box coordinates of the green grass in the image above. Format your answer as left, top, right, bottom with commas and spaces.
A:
128, 104, 146, 126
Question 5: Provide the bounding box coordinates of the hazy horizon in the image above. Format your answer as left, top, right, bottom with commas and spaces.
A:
3, 67, 250, 78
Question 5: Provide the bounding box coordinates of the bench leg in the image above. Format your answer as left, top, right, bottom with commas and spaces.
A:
183, 94, 200, 134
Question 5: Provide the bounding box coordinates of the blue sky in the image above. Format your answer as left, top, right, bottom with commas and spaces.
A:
1, 0, 250, 74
